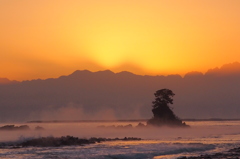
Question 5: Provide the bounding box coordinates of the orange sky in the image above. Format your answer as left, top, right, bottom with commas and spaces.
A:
1, 0, 240, 80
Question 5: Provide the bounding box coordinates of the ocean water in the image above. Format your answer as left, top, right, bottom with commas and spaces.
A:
0, 120, 240, 159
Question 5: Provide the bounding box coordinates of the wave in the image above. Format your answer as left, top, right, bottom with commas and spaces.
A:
0, 136, 141, 148
102, 143, 215, 159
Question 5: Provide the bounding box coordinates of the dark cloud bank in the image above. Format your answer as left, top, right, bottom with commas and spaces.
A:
0, 62, 240, 122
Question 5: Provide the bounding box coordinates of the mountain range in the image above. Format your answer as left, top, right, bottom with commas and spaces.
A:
0, 62, 240, 122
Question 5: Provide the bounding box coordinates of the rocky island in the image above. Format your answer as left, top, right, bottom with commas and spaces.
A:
0, 125, 30, 131
147, 89, 189, 127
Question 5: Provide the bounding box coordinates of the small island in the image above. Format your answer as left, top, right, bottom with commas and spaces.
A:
0, 125, 30, 131
147, 89, 189, 127
96, 89, 189, 128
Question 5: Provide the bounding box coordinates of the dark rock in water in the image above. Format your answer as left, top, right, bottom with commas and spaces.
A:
98, 124, 133, 129
123, 137, 141, 141
136, 122, 146, 128
19, 136, 91, 147
147, 117, 189, 128
116, 125, 124, 128
35, 126, 45, 131
124, 124, 133, 128
12, 136, 142, 147
108, 125, 116, 128
0, 125, 30, 131
0, 125, 15, 130
178, 146, 240, 159
18, 125, 30, 130
147, 89, 189, 127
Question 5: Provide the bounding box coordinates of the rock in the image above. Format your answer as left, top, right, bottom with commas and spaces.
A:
136, 122, 146, 128
11, 136, 142, 147
18, 125, 30, 130
124, 124, 133, 128
0, 125, 30, 131
35, 126, 45, 131
178, 146, 240, 158
147, 89, 190, 128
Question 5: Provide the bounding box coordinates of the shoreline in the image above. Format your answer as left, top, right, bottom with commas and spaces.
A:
0, 136, 141, 148
178, 147, 240, 159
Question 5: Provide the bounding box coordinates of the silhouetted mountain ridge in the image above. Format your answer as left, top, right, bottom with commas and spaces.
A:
0, 78, 19, 85
61, 61, 240, 81
206, 62, 240, 76
0, 62, 239, 122
1, 62, 240, 84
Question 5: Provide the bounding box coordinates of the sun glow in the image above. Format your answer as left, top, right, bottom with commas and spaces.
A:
1, 0, 240, 80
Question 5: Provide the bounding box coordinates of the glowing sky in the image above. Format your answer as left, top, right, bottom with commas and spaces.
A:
1, 0, 240, 80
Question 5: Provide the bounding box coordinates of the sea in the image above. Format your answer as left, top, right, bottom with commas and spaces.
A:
0, 120, 240, 159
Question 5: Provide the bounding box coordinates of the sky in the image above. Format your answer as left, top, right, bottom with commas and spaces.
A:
1, 0, 240, 81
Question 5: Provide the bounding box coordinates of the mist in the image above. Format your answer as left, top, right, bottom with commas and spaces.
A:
1, 121, 240, 145
0, 62, 240, 122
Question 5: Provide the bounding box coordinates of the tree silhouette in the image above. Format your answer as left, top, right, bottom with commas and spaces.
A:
147, 89, 189, 127
152, 89, 175, 109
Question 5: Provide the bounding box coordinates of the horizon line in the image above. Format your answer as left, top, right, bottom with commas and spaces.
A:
1, 61, 240, 82
26, 118, 240, 123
